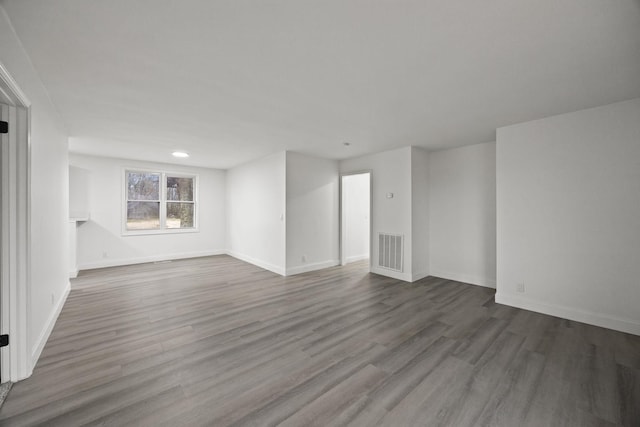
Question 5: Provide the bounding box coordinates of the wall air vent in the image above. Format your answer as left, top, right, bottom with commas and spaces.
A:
378, 232, 403, 272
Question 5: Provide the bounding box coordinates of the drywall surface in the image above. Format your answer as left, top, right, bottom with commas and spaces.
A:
429, 142, 496, 287
70, 154, 226, 269
285, 152, 339, 275
342, 173, 370, 264
411, 147, 429, 281
341, 147, 413, 281
69, 165, 90, 218
227, 151, 286, 275
496, 98, 640, 335
1, 6, 70, 375
68, 221, 78, 278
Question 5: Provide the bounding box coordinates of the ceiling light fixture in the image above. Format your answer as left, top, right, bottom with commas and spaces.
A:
172, 151, 189, 158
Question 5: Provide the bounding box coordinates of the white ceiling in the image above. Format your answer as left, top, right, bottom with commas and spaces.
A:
3, 0, 640, 169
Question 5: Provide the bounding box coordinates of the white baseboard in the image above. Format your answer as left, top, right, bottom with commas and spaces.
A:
411, 271, 430, 282
430, 269, 496, 289
371, 267, 413, 283
31, 281, 71, 367
69, 269, 79, 279
495, 293, 640, 336
78, 250, 226, 271
225, 250, 286, 276
345, 254, 369, 264
286, 260, 340, 276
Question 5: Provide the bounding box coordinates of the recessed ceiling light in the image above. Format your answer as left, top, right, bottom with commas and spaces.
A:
172, 151, 189, 158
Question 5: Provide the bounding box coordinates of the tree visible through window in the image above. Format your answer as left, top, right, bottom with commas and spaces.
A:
125, 170, 196, 231
166, 176, 194, 228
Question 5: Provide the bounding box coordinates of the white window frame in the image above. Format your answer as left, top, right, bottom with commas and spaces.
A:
122, 168, 199, 235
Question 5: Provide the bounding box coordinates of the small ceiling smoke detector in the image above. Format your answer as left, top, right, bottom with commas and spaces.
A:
172, 151, 189, 158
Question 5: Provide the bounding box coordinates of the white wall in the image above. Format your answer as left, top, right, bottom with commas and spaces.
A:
69, 154, 226, 269
496, 98, 640, 335
69, 165, 90, 218
342, 173, 370, 264
227, 151, 286, 275
285, 152, 339, 275
1, 6, 70, 374
68, 221, 78, 278
429, 142, 496, 288
341, 147, 413, 281
411, 147, 429, 281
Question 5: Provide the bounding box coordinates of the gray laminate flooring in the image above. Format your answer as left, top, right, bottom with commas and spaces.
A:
0, 255, 638, 426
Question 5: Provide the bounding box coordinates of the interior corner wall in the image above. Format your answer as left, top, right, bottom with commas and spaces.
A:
428, 142, 497, 288
285, 152, 339, 275
496, 98, 640, 335
69, 154, 227, 270
340, 146, 413, 281
226, 151, 286, 275
411, 147, 429, 281
1, 6, 70, 375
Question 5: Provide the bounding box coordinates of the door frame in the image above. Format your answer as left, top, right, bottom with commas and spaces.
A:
0, 61, 32, 383
339, 170, 372, 270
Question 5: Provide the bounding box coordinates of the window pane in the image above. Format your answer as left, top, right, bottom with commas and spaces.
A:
166, 176, 194, 201
127, 202, 160, 229
127, 172, 160, 200
166, 202, 194, 228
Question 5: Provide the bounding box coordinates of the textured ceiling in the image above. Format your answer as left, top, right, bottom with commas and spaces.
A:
3, 0, 640, 168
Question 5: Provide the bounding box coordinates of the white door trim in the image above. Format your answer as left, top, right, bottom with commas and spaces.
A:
0, 61, 32, 383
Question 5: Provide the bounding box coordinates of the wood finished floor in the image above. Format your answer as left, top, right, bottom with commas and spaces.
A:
0, 255, 639, 426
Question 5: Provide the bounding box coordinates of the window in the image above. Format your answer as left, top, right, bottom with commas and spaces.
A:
124, 170, 197, 233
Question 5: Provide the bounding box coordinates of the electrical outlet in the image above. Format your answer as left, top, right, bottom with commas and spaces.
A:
516, 282, 525, 293
301, 255, 307, 263
102, 251, 108, 259
51, 293, 55, 305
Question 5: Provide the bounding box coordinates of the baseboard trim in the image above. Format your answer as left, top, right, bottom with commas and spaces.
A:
371, 267, 412, 283
430, 269, 496, 289
286, 260, 340, 276
495, 293, 640, 336
0, 382, 12, 409
411, 271, 430, 282
69, 269, 79, 279
78, 250, 226, 271
225, 250, 286, 276
31, 281, 71, 367
345, 254, 369, 264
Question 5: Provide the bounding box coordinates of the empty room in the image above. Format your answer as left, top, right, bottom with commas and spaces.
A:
0, 1, 639, 426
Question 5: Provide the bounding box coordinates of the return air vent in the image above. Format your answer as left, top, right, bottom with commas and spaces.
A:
378, 232, 403, 272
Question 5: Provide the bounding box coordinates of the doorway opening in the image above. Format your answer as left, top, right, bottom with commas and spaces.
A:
340, 172, 371, 268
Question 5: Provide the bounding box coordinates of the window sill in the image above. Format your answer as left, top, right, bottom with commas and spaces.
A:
122, 228, 200, 237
